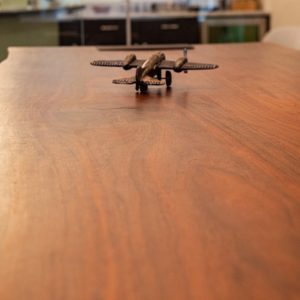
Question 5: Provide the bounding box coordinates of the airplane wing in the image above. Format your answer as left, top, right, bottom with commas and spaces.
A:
158, 60, 175, 69
113, 77, 136, 84
158, 60, 218, 70
112, 76, 165, 86
142, 76, 165, 86
181, 63, 219, 70
91, 59, 145, 68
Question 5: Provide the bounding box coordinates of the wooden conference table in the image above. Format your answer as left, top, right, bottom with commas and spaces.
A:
0, 44, 299, 300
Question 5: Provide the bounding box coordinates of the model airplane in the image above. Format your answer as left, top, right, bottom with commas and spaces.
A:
90, 49, 218, 92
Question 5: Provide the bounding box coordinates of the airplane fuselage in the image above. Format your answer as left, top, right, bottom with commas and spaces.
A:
140, 52, 166, 79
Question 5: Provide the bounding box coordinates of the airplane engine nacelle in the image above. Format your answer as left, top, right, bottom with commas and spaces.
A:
123, 54, 137, 70
174, 57, 188, 73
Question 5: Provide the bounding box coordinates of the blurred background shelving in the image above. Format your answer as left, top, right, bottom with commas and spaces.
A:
0, 0, 299, 61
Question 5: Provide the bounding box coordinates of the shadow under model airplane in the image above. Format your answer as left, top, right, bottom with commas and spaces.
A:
90, 49, 218, 93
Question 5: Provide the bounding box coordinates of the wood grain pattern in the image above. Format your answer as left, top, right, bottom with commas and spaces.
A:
0, 44, 299, 300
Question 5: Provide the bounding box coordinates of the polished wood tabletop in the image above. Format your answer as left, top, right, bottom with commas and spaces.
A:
0, 44, 299, 300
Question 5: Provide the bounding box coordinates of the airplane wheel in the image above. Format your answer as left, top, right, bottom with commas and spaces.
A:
166, 71, 172, 87
139, 82, 148, 93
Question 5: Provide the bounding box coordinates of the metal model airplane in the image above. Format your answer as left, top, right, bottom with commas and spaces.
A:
91, 49, 218, 92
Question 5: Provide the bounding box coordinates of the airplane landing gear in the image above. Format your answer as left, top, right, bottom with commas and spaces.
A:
139, 82, 148, 93
166, 71, 172, 87
135, 66, 148, 93
157, 69, 162, 80
135, 81, 148, 93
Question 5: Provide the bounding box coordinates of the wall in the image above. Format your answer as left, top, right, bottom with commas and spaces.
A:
263, 0, 300, 28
